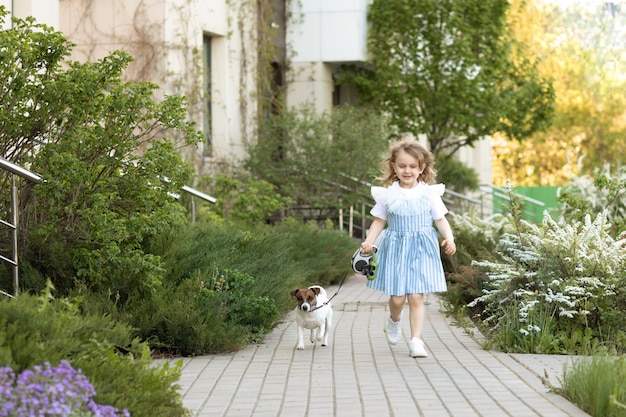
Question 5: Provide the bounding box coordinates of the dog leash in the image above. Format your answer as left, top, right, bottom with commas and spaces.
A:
309, 272, 349, 312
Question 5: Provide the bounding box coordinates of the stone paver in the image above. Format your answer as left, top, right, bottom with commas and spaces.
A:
158, 275, 590, 417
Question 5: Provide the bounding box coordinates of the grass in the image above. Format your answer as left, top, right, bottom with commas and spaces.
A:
560, 356, 626, 417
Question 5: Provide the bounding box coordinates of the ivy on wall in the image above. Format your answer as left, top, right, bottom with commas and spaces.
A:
64, 0, 288, 173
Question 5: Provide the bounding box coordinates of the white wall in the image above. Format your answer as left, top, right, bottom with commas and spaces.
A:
164, 0, 257, 167
160, 0, 258, 167
286, 62, 334, 112
0, 0, 9, 29
286, 0, 371, 111
4, 0, 59, 28
288, 0, 370, 63
57, 0, 258, 174
457, 136, 493, 187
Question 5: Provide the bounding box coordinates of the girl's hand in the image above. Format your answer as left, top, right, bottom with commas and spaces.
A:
441, 239, 456, 256
360, 241, 374, 254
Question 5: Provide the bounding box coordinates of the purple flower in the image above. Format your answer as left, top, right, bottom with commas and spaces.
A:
0, 361, 130, 417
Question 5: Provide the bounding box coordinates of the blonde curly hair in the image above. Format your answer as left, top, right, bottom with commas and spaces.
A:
377, 140, 437, 187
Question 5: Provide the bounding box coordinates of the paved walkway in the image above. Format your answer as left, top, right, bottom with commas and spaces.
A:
160, 274, 590, 417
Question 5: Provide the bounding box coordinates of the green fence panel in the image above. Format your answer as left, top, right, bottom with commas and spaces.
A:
493, 186, 562, 223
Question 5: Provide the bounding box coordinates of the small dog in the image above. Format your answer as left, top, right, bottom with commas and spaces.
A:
290, 285, 333, 350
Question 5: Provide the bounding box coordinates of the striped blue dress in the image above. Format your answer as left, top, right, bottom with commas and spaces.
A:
367, 181, 448, 296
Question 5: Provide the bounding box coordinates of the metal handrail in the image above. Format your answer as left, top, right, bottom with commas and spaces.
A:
0, 157, 44, 297
0, 157, 217, 296
0, 157, 44, 184
483, 184, 545, 207
444, 188, 481, 205
181, 185, 217, 203
171, 185, 217, 223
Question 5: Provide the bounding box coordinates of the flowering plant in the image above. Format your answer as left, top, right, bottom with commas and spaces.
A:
559, 164, 626, 236
0, 361, 129, 417
470, 210, 626, 353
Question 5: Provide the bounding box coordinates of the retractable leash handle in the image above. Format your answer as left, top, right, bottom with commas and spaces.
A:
365, 249, 378, 280
351, 245, 378, 280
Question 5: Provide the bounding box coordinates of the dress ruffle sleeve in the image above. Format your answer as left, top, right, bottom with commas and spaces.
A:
427, 183, 448, 219
371, 186, 391, 204
428, 183, 445, 197
370, 186, 391, 220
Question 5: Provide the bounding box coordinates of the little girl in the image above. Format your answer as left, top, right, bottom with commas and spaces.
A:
360, 140, 456, 358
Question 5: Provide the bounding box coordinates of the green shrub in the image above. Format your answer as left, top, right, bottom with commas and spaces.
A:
0, 285, 188, 417
119, 270, 278, 356
84, 219, 356, 356
0, 11, 201, 299
197, 173, 291, 223
210, 268, 280, 329
436, 156, 480, 194
156, 220, 353, 305
245, 104, 386, 209
484, 300, 563, 354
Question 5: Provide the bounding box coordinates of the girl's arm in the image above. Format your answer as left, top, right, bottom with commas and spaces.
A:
360, 217, 386, 254
435, 217, 456, 255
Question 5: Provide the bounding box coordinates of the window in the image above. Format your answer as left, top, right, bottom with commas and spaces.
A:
203, 34, 212, 156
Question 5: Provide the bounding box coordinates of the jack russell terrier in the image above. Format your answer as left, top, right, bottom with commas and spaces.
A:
290, 285, 333, 350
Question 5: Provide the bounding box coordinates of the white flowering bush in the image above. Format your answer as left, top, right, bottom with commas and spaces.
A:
558, 164, 626, 236
470, 211, 626, 353
450, 212, 515, 244
443, 212, 514, 314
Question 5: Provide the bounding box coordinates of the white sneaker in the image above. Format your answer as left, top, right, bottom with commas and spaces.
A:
409, 338, 428, 358
386, 314, 402, 345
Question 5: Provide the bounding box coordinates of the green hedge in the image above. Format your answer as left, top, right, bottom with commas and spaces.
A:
0, 286, 188, 417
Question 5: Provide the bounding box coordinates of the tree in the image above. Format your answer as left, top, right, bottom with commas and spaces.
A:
0, 9, 202, 296
493, 0, 626, 186
340, 0, 555, 160
245, 105, 388, 210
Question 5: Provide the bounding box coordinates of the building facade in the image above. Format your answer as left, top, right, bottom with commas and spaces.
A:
4, 0, 491, 186
1, 0, 58, 28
